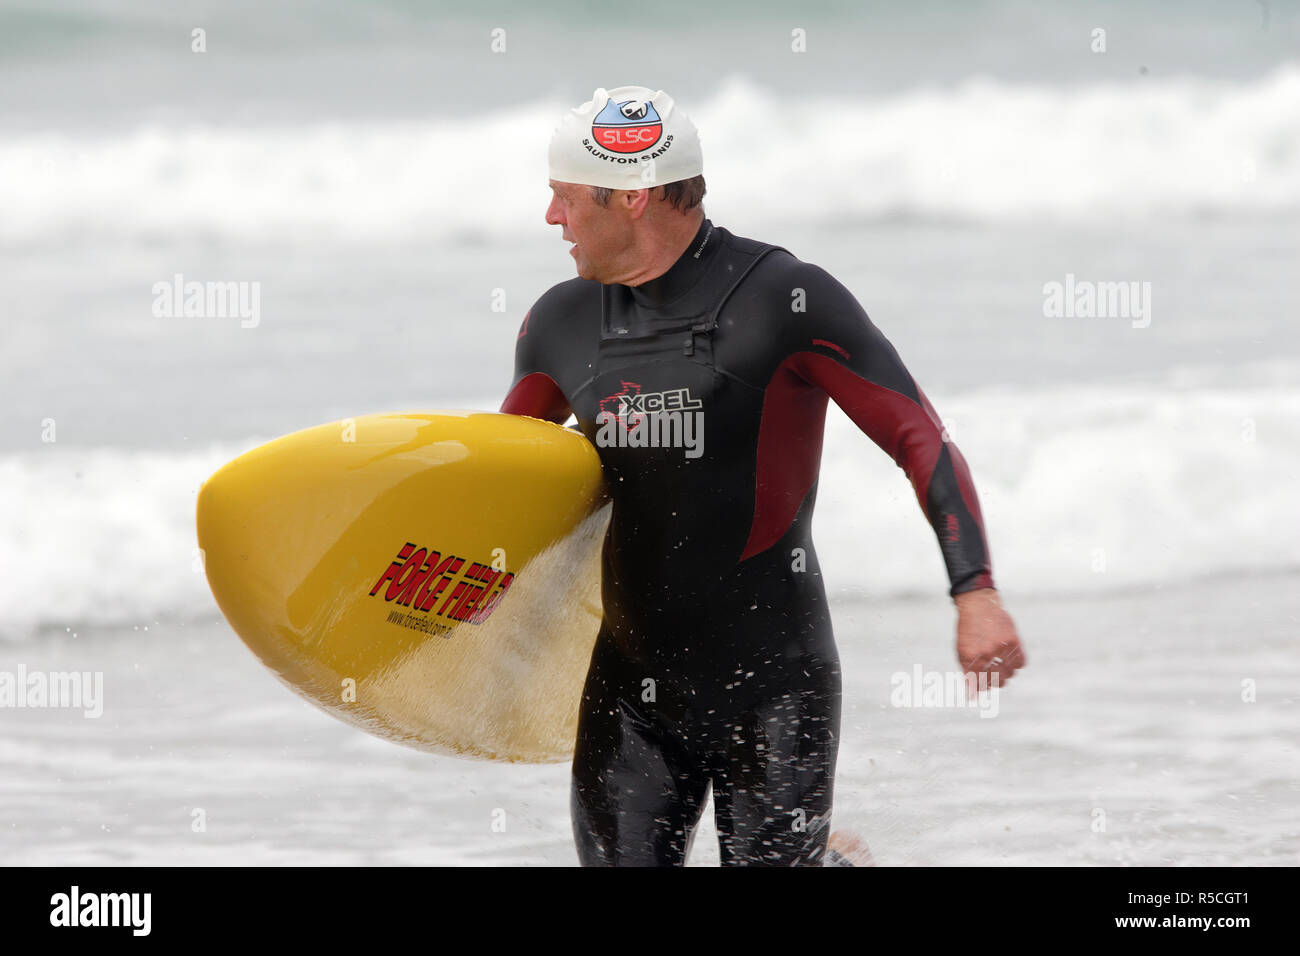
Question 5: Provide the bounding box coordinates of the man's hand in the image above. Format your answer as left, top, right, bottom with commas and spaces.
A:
954, 587, 1026, 685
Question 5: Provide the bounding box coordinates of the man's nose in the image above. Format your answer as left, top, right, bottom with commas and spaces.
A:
545, 194, 567, 226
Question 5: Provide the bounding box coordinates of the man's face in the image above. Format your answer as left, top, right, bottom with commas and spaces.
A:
545, 179, 631, 282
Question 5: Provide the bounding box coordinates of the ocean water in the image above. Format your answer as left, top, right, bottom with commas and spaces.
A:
2, 0, 1297, 865
3, 577, 1296, 866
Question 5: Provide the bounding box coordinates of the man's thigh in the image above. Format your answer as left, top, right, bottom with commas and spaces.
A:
570, 634, 710, 867
709, 666, 842, 866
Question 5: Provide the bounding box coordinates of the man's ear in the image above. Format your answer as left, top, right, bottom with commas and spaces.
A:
623, 187, 653, 219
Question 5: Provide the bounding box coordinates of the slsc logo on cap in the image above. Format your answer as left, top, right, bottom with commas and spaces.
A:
592, 98, 663, 154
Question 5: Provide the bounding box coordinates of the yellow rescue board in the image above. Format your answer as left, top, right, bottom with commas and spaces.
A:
196, 411, 610, 763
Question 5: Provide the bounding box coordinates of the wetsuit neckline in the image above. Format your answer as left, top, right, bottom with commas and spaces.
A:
627, 217, 718, 311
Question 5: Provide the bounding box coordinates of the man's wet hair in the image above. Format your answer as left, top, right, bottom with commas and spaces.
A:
588, 174, 706, 213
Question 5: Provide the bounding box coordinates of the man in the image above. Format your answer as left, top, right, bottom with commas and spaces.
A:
501, 86, 1026, 866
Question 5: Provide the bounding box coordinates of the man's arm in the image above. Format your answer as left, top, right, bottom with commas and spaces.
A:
781, 263, 993, 598
778, 261, 1025, 681
499, 308, 572, 424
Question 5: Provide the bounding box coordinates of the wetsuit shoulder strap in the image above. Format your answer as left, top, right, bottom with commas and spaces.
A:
679, 232, 791, 359
699, 231, 792, 333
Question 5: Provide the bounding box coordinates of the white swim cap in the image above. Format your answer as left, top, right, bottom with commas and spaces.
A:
548, 86, 703, 190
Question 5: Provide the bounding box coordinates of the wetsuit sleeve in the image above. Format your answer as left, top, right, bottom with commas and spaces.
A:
499, 307, 572, 424
783, 263, 995, 597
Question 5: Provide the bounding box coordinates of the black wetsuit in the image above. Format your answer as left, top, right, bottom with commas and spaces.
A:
501, 218, 994, 866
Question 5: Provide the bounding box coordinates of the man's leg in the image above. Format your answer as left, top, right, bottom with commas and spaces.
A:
710, 658, 842, 866
571, 631, 710, 866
